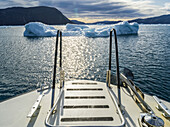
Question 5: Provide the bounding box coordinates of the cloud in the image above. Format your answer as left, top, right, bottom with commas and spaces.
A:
121, 0, 170, 17
11, 0, 39, 7
41, 0, 146, 19
0, 0, 169, 22
0, 0, 39, 8
163, 2, 170, 12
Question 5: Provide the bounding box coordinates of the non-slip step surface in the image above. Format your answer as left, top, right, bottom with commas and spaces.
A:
61, 117, 114, 122
72, 82, 98, 85
65, 96, 106, 99
58, 81, 122, 126
67, 88, 103, 91
63, 105, 109, 109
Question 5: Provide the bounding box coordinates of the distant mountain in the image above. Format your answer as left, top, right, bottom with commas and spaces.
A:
129, 14, 170, 24
71, 20, 85, 24
0, 6, 72, 25
91, 21, 121, 24
91, 14, 170, 24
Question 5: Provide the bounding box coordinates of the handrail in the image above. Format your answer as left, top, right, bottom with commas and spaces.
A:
51, 30, 62, 108
108, 87, 126, 127
45, 87, 64, 127
107, 29, 121, 107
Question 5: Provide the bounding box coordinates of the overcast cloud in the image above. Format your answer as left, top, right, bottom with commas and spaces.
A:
0, 0, 169, 22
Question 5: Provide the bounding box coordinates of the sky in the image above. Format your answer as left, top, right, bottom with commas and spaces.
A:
0, 0, 170, 23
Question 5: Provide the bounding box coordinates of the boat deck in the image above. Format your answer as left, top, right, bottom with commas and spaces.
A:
0, 80, 169, 127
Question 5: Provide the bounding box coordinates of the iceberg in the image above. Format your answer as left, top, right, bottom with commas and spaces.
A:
84, 21, 139, 37
24, 22, 57, 37
24, 21, 139, 37
114, 21, 139, 35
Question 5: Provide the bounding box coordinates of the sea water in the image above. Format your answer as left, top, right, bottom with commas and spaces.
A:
0, 24, 170, 102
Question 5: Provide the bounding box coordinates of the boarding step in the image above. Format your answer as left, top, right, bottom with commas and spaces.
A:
59, 81, 121, 126
46, 81, 125, 126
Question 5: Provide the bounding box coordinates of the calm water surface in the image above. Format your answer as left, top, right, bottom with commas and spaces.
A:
0, 25, 170, 102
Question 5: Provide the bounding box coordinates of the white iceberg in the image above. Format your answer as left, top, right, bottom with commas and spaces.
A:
84, 21, 139, 37
24, 22, 57, 37
114, 21, 139, 35
24, 21, 139, 37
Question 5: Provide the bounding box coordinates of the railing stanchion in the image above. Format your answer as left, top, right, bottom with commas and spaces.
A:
51, 30, 62, 108
109, 29, 121, 107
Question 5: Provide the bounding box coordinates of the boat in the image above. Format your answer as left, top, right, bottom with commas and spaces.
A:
0, 29, 169, 127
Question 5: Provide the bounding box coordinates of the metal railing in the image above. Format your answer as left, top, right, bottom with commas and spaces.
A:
46, 29, 125, 127
107, 28, 121, 107
51, 30, 62, 108
45, 87, 64, 127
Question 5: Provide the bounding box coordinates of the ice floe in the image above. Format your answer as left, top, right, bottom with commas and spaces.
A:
24, 21, 139, 37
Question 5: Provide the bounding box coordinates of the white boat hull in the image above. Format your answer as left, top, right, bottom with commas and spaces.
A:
0, 80, 169, 127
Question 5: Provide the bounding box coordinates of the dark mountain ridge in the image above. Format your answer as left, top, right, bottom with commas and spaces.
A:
91, 14, 170, 24
129, 14, 170, 24
0, 6, 72, 25
0, 6, 169, 25
71, 20, 85, 24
